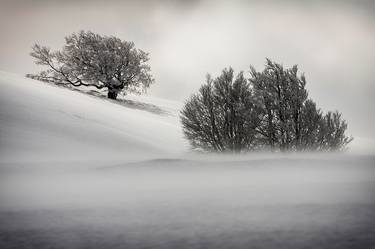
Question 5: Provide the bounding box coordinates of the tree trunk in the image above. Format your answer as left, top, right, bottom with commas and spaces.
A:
107, 90, 118, 100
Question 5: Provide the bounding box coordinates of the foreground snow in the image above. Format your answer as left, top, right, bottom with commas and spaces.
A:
0, 156, 374, 249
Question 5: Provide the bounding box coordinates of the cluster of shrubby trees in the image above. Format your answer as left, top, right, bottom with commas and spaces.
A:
27, 31, 153, 100
181, 59, 352, 152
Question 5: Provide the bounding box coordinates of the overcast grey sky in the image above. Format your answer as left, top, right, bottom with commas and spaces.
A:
0, 0, 374, 148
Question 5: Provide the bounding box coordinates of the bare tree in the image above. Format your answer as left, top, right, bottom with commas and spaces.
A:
27, 30, 154, 100
250, 59, 308, 151
181, 68, 261, 152
319, 111, 353, 150
249, 59, 353, 151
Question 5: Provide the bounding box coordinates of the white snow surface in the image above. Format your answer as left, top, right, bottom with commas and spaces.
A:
0, 71, 188, 163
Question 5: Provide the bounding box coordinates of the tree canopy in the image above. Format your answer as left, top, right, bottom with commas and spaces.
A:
27, 30, 154, 100
181, 59, 353, 152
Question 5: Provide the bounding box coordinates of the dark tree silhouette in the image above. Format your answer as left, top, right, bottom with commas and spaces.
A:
181, 68, 261, 152
27, 30, 154, 100
181, 59, 353, 152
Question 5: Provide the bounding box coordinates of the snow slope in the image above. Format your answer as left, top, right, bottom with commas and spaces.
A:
0, 71, 188, 163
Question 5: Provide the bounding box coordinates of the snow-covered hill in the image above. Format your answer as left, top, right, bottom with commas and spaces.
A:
0, 72, 188, 163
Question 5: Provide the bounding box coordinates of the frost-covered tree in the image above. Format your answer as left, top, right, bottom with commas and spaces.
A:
250, 59, 308, 151
181, 59, 352, 152
318, 111, 353, 151
27, 30, 154, 100
299, 99, 324, 150
250, 59, 352, 151
180, 68, 261, 152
